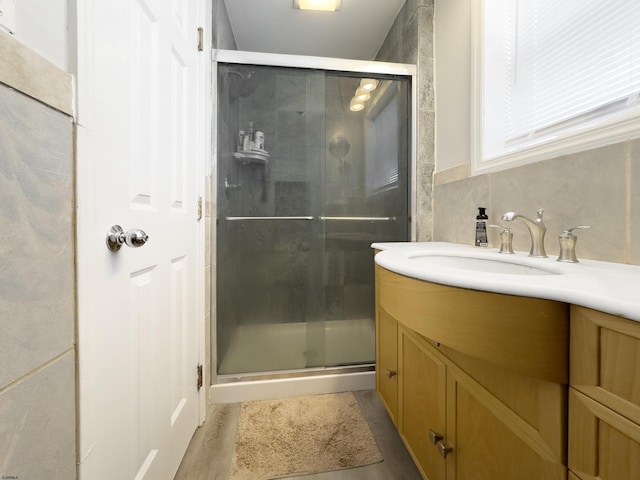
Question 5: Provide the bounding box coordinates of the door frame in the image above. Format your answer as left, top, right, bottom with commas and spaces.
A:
195, 0, 213, 425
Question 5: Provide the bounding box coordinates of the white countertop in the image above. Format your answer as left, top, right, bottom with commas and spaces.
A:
372, 242, 640, 322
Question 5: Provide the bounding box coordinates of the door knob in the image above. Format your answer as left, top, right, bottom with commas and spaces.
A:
106, 225, 149, 252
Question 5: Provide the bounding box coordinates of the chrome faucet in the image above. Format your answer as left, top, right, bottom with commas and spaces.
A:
501, 208, 547, 257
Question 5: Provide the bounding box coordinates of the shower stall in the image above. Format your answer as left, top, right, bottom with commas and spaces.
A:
213, 51, 415, 397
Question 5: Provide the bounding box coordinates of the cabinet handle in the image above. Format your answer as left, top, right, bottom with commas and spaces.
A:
437, 441, 453, 458
385, 369, 397, 378
429, 430, 443, 445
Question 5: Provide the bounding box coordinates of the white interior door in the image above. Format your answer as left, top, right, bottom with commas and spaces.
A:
75, 1, 205, 478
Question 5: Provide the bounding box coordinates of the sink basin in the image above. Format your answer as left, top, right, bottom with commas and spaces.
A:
407, 253, 559, 275
372, 241, 640, 323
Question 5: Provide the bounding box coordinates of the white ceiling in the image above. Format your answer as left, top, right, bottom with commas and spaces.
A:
223, 0, 406, 60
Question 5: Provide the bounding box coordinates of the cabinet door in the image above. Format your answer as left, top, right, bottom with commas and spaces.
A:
377, 308, 398, 424
569, 388, 640, 480
399, 327, 447, 480
447, 367, 566, 480
570, 306, 640, 425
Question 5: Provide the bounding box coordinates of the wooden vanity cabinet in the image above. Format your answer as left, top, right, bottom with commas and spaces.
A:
569, 306, 640, 480
375, 264, 568, 480
397, 324, 567, 480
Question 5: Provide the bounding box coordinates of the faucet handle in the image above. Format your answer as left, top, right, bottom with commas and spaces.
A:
489, 223, 511, 231
562, 225, 591, 235
489, 224, 514, 254
557, 226, 590, 263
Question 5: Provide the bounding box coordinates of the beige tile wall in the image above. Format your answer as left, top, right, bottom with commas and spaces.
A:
0, 42, 76, 478
0, 31, 72, 115
433, 140, 640, 265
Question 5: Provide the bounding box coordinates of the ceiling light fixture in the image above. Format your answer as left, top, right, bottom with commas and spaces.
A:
359, 78, 379, 91
355, 86, 371, 102
350, 77, 381, 112
350, 98, 365, 112
293, 0, 342, 12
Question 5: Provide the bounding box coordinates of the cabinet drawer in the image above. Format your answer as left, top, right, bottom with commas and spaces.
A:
571, 306, 640, 425
569, 388, 640, 480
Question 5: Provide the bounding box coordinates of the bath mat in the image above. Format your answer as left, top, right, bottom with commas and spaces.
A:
229, 392, 383, 479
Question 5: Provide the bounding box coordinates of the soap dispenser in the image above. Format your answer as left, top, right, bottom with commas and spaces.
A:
557, 226, 590, 263
475, 207, 488, 247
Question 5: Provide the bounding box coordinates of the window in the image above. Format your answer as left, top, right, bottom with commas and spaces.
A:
365, 81, 401, 195
472, 0, 640, 174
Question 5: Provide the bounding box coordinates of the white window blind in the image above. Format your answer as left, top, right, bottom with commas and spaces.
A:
476, 0, 640, 170
366, 82, 399, 195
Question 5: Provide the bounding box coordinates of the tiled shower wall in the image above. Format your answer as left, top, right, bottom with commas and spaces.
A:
376, 0, 435, 241
0, 35, 76, 479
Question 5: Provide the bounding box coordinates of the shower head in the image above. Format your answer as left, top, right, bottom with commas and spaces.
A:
227, 69, 260, 98
329, 135, 350, 159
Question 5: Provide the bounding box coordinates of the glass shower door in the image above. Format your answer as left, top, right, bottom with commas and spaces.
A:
216, 61, 411, 376
320, 73, 410, 367
217, 64, 327, 375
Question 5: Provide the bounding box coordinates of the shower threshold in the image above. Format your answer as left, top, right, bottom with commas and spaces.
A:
217, 364, 375, 384
213, 319, 376, 402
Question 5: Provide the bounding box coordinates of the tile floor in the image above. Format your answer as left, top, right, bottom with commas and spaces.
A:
174, 389, 422, 480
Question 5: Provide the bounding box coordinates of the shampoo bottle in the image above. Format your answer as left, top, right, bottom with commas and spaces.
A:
475, 207, 488, 247
254, 129, 264, 150
246, 122, 254, 151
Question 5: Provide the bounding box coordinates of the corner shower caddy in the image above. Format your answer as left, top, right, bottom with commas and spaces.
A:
233, 149, 270, 165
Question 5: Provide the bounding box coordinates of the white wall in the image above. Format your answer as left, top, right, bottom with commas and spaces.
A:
434, 0, 471, 172
8, 0, 68, 71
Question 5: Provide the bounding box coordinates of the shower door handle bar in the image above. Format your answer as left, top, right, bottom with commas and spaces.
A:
225, 216, 396, 221
318, 216, 397, 221
225, 216, 314, 221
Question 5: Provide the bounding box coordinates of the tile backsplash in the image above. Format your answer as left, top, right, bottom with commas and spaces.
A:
433, 139, 639, 265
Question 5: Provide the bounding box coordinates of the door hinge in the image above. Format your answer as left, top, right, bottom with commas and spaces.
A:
197, 364, 203, 390
197, 196, 203, 221
197, 27, 204, 52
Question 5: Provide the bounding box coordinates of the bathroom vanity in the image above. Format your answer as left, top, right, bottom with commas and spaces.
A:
373, 242, 640, 480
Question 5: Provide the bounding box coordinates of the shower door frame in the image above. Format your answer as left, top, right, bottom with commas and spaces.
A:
211, 49, 417, 388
